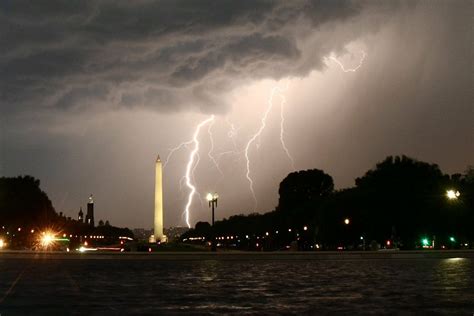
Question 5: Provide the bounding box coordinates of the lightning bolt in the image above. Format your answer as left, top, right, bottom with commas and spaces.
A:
244, 87, 279, 210
183, 115, 215, 228
278, 91, 295, 171
163, 141, 192, 169
207, 119, 224, 176
329, 50, 366, 72
225, 117, 240, 150
167, 49, 365, 227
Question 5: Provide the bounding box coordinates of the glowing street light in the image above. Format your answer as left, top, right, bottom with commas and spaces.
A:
421, 238, 430, 247
0, 239, 4, 249
206, 192, 218, 252
344, 218, 350, 225
40, 232, 55, 248
38, 230, 68, 249
449, 236, 455, 242
446, 190, 460, 200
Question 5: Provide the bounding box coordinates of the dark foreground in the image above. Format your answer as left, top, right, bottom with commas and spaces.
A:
1, 251, 473, 315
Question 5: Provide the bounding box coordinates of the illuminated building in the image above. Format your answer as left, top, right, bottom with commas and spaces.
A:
85, 195, 95, 227
78, 207, 84, 223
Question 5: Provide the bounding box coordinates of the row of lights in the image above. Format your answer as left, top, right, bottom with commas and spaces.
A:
183, 237, 206, 241
1, 226, 109, 240
184, 232, 468, 249
186, 227, 314, 242
183, 225, 313, 243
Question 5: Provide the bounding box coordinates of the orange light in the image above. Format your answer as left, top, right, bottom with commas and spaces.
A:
40, 232, 55, 248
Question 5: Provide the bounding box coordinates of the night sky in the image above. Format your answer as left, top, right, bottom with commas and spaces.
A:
1, 1, 472, 229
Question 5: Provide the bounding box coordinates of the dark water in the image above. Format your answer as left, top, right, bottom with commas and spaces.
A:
0, 257, 473, 315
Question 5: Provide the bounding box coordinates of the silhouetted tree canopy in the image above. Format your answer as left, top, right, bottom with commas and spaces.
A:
0, 176, 57, 227
190, 221, 212, 237
182, 156, 474, 250
351, 156, 451, 245
278, 169, 334, 213
355, 155, 446, 190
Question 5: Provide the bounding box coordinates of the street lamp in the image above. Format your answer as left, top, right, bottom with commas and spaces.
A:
446, 190, 460, 200
206, 192, 218, 252
344, 218, 350, 225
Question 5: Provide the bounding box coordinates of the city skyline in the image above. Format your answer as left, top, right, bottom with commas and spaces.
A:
1, 1, 472, 228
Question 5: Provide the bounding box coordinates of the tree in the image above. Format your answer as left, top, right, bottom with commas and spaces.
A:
456, 166, 474, 241
274, 169, 334, 239
354, 155, 449, 246
193, 221, 211, 236
278, 169, 334, 213
0, 176, 58, 227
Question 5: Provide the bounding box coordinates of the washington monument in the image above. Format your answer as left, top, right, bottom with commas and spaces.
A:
153, 155, 164, 242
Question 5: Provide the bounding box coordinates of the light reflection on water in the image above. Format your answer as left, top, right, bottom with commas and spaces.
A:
0, 258, 473, 314
435, 258, 471, 294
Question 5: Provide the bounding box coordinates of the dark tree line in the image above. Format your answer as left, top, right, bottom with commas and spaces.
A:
0, 176, 133, 249
0, 176, 57, 227
183, 156, 474, 250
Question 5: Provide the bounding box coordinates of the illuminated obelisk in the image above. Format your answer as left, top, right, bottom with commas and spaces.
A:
153, 155, 164, 242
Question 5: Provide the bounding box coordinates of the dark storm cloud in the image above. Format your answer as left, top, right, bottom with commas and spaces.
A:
0, 0, 366, 114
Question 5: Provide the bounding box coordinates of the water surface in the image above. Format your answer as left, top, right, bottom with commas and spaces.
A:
0, 257, 473, 314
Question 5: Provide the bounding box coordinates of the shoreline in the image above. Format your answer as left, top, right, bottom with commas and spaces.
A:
1, 249, 473, 260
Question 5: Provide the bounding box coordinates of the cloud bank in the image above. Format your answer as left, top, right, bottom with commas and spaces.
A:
1, 0, 380, 115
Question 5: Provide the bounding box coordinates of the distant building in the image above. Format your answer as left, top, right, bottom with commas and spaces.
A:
78, 207, 84, 223
85, 195, 95, 227
164, 226, 190, 242
132, 228, 154, 242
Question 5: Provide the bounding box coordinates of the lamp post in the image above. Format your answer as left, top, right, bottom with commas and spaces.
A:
342, 218, 350, 250
207, 192, 218, 252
